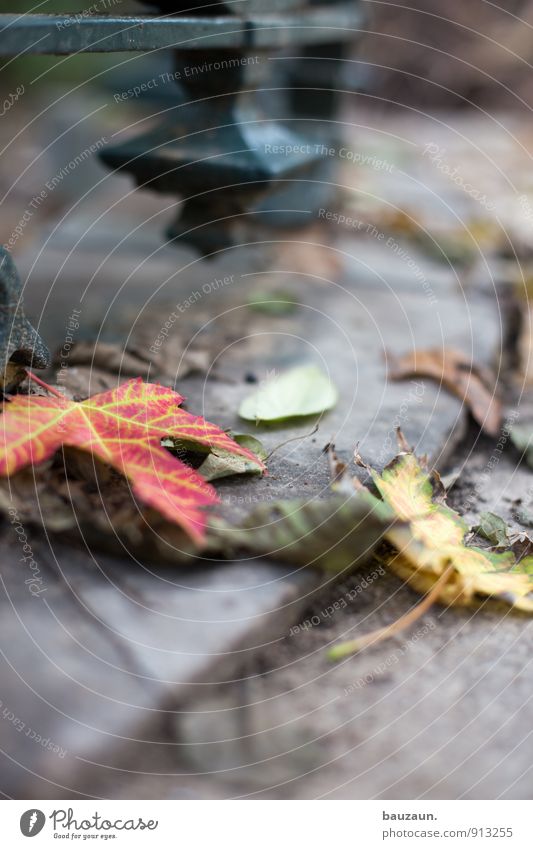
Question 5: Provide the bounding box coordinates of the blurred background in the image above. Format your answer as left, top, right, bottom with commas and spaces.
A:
2, 1, 533, 109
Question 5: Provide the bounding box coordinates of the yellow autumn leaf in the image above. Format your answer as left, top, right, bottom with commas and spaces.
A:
368, 451, 533, 613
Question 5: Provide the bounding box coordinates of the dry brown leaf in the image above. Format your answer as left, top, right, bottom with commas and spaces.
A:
62, 341, 150, 376
0, 463, 199, 563
388, 347, 501, 436
56, 366, 120, 400
55, 338, 212, 394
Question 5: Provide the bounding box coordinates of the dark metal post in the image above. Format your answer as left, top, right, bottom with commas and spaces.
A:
0, 2, 363, 257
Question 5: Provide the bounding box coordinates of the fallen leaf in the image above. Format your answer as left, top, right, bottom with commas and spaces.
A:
0, 461, 205, 564
53, 365, 125, 401
0, 377, 264, 542
0, 464, 81, 534
357, 444, 533, 612
247, 291, 298, 315
239, 364, 338, 423
508, 533, 533, 562
60, 338, 211, 388
388, 347, 501, 436
381, 210, 481, 266
214, 494, 390, 572
195, 434, 267, 481
61, 341, 153, 377
231, 433, 268, 459
472, 511, 509, 547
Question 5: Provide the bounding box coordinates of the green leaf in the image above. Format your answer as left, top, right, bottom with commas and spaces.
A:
239, 365, 338, 423
197, 433, 267, 481
231, 433, 268, 460
247, 290, 298, 315
473, 511, 509, 547
214, 492, 391, 572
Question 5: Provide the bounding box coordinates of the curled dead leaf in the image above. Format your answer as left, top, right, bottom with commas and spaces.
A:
387, 347, 502, 436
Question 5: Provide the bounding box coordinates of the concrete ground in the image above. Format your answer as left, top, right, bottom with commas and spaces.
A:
0, 86, 532, 799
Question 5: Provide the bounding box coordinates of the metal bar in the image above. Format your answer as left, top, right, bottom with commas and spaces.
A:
0, 6, 363, 55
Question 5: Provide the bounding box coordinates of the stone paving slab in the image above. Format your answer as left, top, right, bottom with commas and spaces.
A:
0, 537, 322, 798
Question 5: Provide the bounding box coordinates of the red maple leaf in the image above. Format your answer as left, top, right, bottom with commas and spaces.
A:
0, 377, 264, 542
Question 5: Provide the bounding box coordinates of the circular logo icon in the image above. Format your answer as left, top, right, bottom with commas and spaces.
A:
20, 810, 46, 837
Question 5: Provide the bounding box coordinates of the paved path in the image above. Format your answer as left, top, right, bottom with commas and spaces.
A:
0, 94, 530, 798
